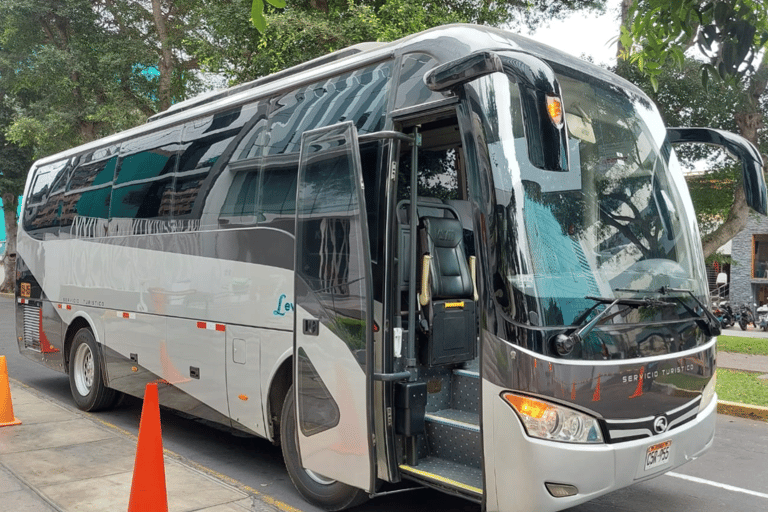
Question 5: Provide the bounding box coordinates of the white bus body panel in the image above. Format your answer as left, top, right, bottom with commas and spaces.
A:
17, 227, 296, 437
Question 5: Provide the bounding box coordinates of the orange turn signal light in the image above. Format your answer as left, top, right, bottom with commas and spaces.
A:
546, 95, 564, 127
502, 392, 552, 420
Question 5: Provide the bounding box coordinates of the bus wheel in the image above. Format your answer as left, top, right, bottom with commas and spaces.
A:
68, 327, 118, 412
280, 385, 368, 511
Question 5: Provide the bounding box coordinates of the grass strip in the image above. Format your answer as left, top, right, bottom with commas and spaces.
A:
716, 369, 768, 407
717, 335, 768, 356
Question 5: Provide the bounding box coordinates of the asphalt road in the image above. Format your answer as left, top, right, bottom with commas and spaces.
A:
2, 295, 767, 512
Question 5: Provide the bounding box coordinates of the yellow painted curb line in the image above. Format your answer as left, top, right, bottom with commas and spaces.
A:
717, 400, 768, 422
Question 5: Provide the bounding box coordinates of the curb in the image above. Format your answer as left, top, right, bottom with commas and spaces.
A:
717, 399, 768, 422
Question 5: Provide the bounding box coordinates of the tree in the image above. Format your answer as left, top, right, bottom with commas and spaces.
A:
619, 0, 768, 258
0, 95, 33, 293
215, 0, 607, 84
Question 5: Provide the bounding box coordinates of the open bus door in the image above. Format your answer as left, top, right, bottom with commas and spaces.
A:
293, 121, 375, 494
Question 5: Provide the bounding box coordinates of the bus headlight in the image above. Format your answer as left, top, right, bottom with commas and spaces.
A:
699, 373, 717, 412
502, 392, 603, 444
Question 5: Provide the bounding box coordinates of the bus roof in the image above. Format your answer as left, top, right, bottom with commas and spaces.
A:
31, 24, 646, 169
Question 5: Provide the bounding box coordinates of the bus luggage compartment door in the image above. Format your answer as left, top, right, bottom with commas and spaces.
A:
293, 122, 374, 492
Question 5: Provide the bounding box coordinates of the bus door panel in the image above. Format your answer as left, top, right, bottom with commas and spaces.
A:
225, 325, 263, 436
294, 122, 374, 491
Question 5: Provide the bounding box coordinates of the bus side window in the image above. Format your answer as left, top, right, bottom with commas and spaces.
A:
266, 62, 392, 158
23, 160, 71, 239
109, 127, 181, 233
395, 53, 444, 111
62, 146, 119, 237
175, 103, 260, 223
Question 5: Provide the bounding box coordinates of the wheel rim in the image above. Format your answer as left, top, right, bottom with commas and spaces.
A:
304, 468, 336, 486
73, 342, 94, 397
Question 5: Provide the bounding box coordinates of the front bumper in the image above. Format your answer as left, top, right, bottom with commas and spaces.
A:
486, 387, 717, 512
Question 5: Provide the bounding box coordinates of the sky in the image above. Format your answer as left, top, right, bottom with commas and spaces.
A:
525, 0, 622, 67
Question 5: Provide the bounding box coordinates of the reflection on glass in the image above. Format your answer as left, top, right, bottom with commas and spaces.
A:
295, 124, 370, 435
753, 235, 768, 279
467, 69, 708, 351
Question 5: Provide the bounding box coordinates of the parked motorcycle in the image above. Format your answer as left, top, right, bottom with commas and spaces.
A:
736, 303, 756, 330
713, 301, 735, 329
757, 304, 768, 331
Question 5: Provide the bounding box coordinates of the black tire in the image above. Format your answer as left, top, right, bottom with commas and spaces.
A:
740, 318, 748, 330
280, 385, 368, 511
68, 327, 119, 412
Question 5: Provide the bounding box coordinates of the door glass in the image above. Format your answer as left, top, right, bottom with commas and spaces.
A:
295, 122, 371, 436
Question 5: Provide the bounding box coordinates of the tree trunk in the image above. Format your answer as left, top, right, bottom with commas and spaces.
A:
701, 177, 750, 258
616, 0, 634, 59
1, 194, 18, 294
700, 53, 767, 259
151, 0, 174, 112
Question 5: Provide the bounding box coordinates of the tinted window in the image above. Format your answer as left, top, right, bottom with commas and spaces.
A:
62, 146, 119, 233
219, 162, 298, 226
265, 62, 391, 158
175, 103, 259, 220
110, 128, 180, 222
395, 53, 444, 110
23, 160, 71, 238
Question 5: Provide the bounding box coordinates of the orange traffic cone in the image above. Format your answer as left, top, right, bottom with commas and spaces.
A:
128, 382, 168, 512
0, 355, 22, 427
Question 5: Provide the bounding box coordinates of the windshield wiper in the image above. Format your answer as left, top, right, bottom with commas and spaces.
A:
615, 286, 722, 337
552, 295, 675, 356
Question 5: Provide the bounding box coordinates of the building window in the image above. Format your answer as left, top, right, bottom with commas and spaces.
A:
753, 235, 768, 279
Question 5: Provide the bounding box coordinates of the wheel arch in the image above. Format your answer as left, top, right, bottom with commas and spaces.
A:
63, 313, 103, 377
266, 350, 293, 444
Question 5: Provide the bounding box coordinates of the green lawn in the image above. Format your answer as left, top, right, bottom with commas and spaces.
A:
717, 335, 768, 356
716, 369, 768, 407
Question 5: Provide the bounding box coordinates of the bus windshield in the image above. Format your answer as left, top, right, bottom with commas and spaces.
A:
469, 70, 708, 338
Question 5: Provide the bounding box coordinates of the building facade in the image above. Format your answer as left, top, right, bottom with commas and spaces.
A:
730, 214, 768, 308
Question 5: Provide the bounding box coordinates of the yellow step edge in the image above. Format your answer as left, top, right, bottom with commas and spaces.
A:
398, 464, 483, 496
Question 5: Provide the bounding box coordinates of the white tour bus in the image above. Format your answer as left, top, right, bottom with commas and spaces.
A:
16, 24, 766, 512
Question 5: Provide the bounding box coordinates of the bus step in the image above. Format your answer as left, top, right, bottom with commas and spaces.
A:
425, 408, 479, 432
451, 368, 479, 414
399, 456, 482, 501
425, 409, 481, 468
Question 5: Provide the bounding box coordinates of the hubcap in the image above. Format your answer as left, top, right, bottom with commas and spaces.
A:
73, 342, 94, 397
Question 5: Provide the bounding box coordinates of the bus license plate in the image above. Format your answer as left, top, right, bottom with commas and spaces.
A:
645, 440, 671, 471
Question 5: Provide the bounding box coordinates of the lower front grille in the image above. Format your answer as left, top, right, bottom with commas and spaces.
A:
605, 396, 701, 443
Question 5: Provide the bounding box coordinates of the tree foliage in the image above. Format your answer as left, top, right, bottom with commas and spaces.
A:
0, 95, 33, 292
228, 0, 606, 83
619, 0, 768, 258
621, 0, 768, 90
0, 0, 211, 157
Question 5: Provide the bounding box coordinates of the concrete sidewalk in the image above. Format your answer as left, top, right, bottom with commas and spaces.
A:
0, 381, 279, 512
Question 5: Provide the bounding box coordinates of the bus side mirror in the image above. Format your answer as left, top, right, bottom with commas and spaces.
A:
425, 51, 504, 93
426, 50, 569, 173
667, 127, 767, 215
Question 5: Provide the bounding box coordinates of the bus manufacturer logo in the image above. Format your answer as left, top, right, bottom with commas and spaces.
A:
653, 415, 668, 434
20, 283, 31, 298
